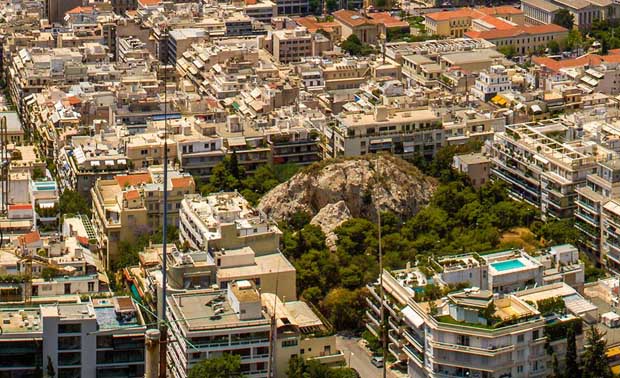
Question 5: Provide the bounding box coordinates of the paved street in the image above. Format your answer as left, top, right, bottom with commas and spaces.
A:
336, 336, 401, 378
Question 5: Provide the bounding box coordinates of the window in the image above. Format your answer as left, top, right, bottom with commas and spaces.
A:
59, 324, 81, 334
282, 339, 298, 348
517, 365, 524, 373
517, 334, 525, 343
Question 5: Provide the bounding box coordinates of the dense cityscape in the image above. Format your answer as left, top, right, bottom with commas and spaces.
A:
2, 0, 620, 377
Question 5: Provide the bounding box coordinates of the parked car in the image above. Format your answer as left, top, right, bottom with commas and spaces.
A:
371, 356, 384, 368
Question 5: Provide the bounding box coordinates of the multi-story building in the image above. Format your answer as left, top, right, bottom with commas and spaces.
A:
167, 28, 208, 65
333, 10, 382, 45
453, 152, 492, 188
464, 24, 568, 56
487, 119, 597, 219
0, 296, 146, 378
471, 65, 512, 102
167, 282, 272, 378
574, 159, 620, 263
57, 134, 129, 200
321, 106, 442, 159
91, 167, 195, 267
424, 6, 525, 38
270, 27, 313, 64
274, 0, 308, 15
520, 0, 618, 29
367, 245, 589, 378
179, 192, 280, 255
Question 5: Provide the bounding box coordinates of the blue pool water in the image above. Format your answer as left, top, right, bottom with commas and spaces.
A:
491, 259, 525, 271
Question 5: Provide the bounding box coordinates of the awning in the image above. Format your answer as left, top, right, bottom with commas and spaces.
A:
105, 160, 114, 166
402, 305, 424, 328
91, 160, 100, 166
531, 104, 542, 113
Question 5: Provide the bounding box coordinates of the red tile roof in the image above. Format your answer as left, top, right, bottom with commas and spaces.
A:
138, 0, 160, 6
115, 173, 152, 188
479, 5, 523, 15
532, 54, 603, 72
426, 8, 475, 21
333, 10, 375, 27
367, 12, 410, 29
67, 96, 81, 105
171, 177, 194, 189
474, 14, 514, 30
464, 23, 567, 40
124, 189, 140, 200
295, 16, 340, 33
19, 231, 41, 246
66, 6, 94, 14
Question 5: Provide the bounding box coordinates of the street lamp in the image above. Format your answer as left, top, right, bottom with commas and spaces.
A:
348, 351, 354, 367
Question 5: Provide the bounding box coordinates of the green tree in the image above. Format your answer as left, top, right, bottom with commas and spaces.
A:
553, 9, 575, 30
582, 326, 612, 378
565, 325, 580, 378
321, 287, 367, 330
567, 28, 584, 51
59, 190, 91, 217
188, 354, 243, 378
548, 40, 561, 54
498, 45, 517, 58
341, 34, 363, 56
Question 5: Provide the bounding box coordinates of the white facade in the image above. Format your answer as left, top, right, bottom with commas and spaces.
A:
471, 65, 511, 101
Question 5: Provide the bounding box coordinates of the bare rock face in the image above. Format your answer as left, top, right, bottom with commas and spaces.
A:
310, 201, 352, 251
258, 155, 437, 232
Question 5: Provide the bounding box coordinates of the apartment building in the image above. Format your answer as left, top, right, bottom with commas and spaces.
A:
324, 106, 442, 159
367, 245, 588, 378
471, 65, 512, 102
91, 167, 195, 267
270, 27, 313, 64
487, 119, 597, 219
452, 152, 491, 188
57, 134, 129, 200
167, 28, 208, 65
0, 296, 146, 378
167, 282, 272, 378
574, 159, 620, 263
442, 109, 505, 146
262, 292, 345, 377
521, 0, 560, 25
179, 192, 282, 256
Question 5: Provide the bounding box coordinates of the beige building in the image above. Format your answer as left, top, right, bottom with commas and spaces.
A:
465, 24, 568, 56
271, 27, 313, 64
333, 9, 382, 45
425, 6, 525, 38
324, 106, 442, 159
453, 152, 491, 188
91, 167, 195, 268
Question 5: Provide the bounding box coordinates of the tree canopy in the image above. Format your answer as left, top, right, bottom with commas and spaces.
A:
59, 189, 91, 217
553, 9, 575, 30
188, 354, 243, 378
287, 356, 358, 378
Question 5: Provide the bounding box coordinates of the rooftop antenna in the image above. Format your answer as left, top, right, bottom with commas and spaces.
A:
158, 37, 169, 378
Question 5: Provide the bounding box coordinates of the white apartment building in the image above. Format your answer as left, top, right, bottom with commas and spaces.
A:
487, 119, 597, 220
0, 297, 146, 378
323, 106, 442, 159
167, 282, 272, 378
471, 65, 511, 102
574, 159, 620, 264
368, 245, 589, 378
179, 192, 282, 256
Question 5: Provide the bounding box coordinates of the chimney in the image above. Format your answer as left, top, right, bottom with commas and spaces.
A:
374, 106, 388, 122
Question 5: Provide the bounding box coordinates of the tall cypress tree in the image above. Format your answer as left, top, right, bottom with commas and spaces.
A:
565, 325, 580, 378
582, 326, 612, 378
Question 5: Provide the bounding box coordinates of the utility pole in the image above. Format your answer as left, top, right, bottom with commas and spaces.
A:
377, 159, 387, 378
158, 45, 169, 378
145, 329, 161, 378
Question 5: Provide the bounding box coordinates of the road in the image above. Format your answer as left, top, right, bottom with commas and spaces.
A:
336, 336, 400, 378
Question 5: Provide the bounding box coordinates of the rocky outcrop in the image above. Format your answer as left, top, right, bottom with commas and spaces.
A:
310, 201, 352, 251
258, 155, 437, 234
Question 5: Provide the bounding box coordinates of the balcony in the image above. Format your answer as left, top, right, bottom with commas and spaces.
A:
403, 344, 424, 367
402, 329, 424, 351
429, 340, 513, 357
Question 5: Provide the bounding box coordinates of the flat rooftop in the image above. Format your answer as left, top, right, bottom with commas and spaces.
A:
169, 290, 269, 332
217, 252, 296, 280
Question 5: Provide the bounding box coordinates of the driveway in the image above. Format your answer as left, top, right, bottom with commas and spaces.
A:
336, 336, 402, 378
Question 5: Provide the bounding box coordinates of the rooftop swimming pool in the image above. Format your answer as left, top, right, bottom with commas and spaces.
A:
490, 259, 525, 272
